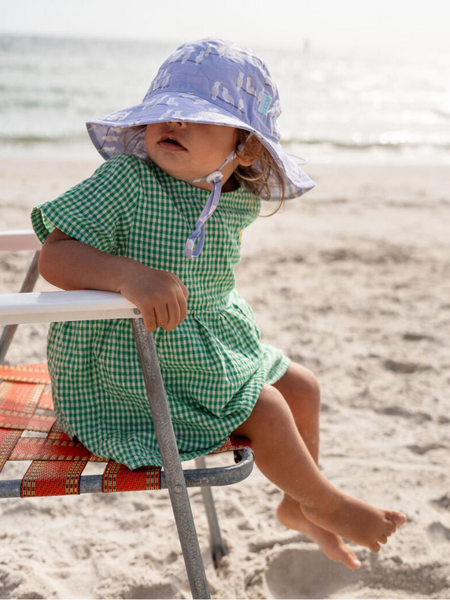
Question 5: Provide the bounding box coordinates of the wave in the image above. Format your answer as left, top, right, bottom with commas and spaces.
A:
0, 133, 86, 143
2, 133, 449, 153
281, 137, 450, 151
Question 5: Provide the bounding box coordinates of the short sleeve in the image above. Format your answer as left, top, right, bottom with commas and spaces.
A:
31, 154, 142, 254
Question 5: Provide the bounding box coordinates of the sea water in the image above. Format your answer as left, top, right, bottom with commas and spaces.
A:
1, 33, 449, 164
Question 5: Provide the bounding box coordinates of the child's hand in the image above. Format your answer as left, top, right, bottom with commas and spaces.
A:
120, 264, 189, 332
39, 229, 188, 332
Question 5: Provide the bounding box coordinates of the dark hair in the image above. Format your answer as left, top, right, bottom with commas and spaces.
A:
234, 129, 286, 214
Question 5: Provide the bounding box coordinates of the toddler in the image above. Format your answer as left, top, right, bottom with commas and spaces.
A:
32, 38, 406, 571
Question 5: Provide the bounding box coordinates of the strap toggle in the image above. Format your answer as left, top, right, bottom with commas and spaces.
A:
205, 171, 224, 184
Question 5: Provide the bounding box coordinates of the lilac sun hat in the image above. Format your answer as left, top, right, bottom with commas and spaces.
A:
86, 37, 315, 257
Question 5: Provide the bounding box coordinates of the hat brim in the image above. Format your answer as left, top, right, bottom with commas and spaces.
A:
86, 92, 314, 200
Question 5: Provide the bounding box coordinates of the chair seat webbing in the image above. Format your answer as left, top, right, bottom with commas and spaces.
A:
0, 364, 250, 497
21, 459, 87, 497
0, 428, 22, 470
0, 363, 51, 384
10, 436, 100, 462
39, 389, 54, 410
0, 380, 45, 412
0, 409, 56, 433
102, 461, 161, 493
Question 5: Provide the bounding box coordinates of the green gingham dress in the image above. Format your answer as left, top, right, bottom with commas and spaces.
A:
31, 154, 290, 469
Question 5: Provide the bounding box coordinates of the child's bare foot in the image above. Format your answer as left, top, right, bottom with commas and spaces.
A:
277, 496, 361, 570
301, 491, 407, 552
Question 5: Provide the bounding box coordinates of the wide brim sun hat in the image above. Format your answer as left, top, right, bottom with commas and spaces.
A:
87, 37, 314, 202
87, 37, 315, 257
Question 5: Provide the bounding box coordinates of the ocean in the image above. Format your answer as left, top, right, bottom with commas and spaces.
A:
1, 33, 449, 164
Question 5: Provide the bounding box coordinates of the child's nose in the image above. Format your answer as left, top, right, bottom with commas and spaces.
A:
169, 121, 188, 128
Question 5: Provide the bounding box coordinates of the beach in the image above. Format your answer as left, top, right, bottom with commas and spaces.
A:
1, 153, 449, 598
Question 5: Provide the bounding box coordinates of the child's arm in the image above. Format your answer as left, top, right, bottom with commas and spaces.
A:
39, 228, 189, 332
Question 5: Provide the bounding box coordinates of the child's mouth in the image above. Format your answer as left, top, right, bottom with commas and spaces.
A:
159, 137, 186, 151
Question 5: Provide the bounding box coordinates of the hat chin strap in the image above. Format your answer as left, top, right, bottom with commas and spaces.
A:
184, 147, 242, 259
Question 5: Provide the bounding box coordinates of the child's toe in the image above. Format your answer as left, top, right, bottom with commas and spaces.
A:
387, 510, 407, 525
370, 542, 381, 553
343, 548, 361, 570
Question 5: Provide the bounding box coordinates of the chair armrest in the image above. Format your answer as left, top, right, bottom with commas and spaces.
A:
0, 230, 42, 252
0, 290, 140, 325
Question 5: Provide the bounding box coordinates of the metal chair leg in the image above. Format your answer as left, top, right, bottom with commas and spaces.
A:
132, 318, 211, 600
195, 455, 227, 567
0, 251, 40, 363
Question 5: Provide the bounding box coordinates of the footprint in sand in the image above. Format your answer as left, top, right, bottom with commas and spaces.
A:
263, 546, 360, 599
407, 442, 448, 455
431, 494, 450, 511
402, 332, 435, 342
263, 545, 450, 599
382, 359, 420, 374
95, 580, 179, 599
427, 522, 450, 544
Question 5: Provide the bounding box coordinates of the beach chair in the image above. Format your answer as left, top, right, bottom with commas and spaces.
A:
0, 230, 254, 600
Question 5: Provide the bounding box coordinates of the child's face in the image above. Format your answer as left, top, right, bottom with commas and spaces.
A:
144, 122, 241, 191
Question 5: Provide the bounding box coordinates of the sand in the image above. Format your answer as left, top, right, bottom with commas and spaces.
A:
1, 154, 450, 599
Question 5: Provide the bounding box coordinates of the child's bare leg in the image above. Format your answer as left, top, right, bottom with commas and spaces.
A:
272, 363, 321, 463
233, 383, 406, 562
271, 364, 360, 569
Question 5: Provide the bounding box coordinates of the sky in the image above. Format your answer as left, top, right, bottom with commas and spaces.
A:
1, 0, 450, 55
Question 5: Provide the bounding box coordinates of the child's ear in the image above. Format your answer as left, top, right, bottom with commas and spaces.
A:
236, 138, 264, 167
